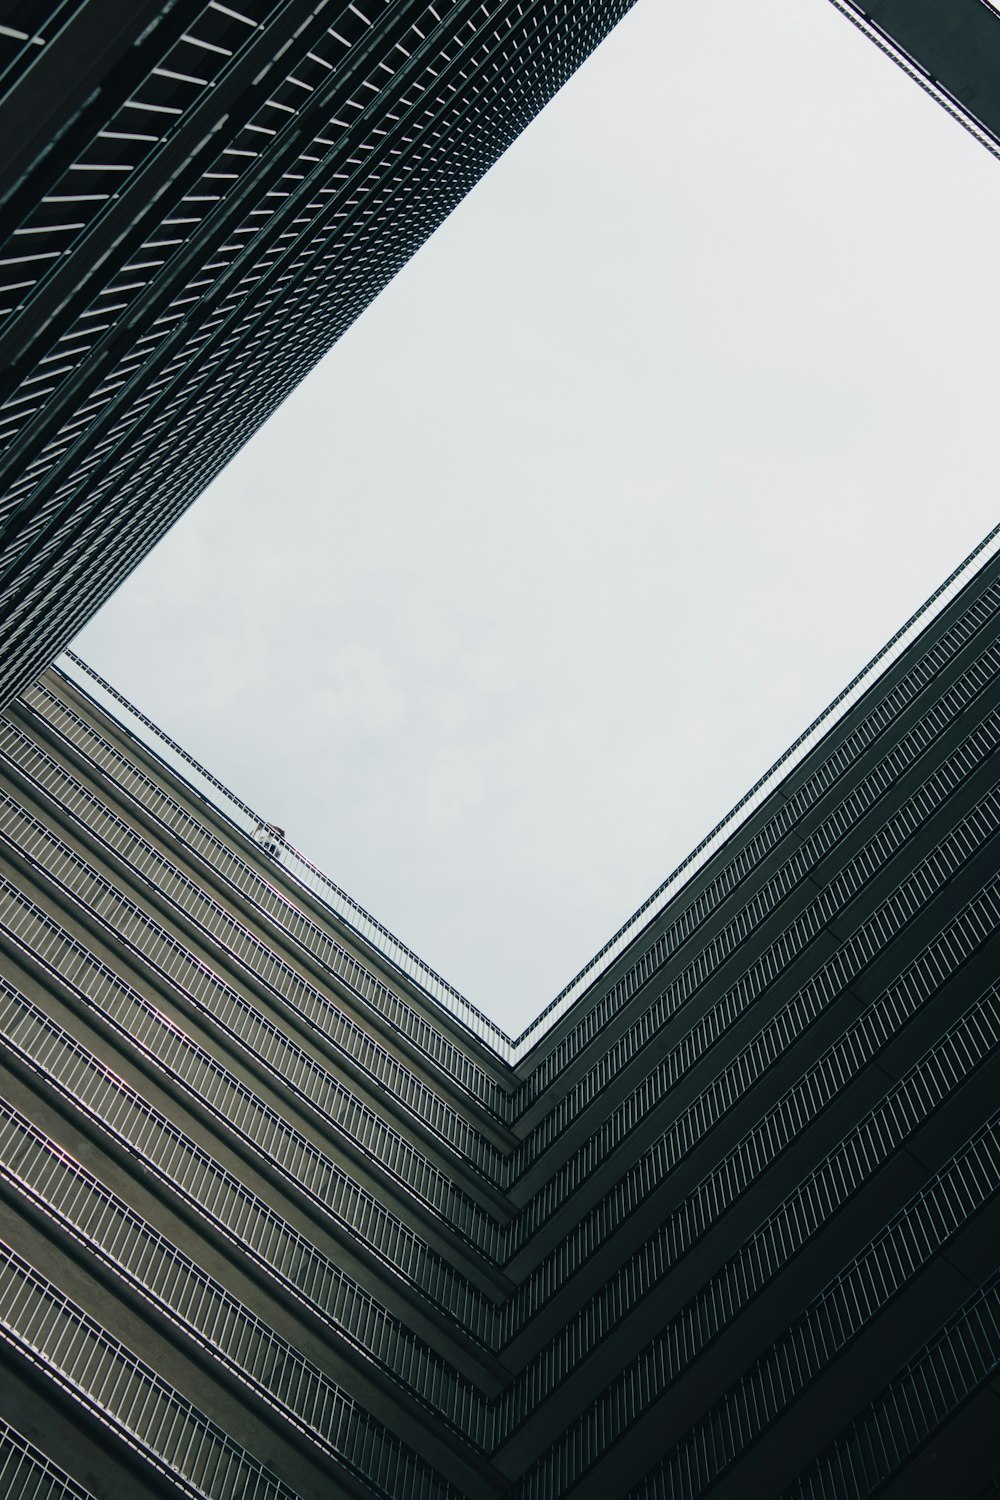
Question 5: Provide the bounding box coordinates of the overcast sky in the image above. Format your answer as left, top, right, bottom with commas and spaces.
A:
75, 0, 1000, 1033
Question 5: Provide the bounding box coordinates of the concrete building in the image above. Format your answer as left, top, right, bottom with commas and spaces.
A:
0, 528, 997, 1498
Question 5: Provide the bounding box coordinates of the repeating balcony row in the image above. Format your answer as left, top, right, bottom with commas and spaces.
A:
514, 1107, 999, 1499
0, 1236, 461, 1500
773, 1273, 1000, 1500
0, 783, 506, 1252
0, 1415, 95, 1500
0, 974, 503, 1411
495, 929, 1000, 1416
0, 1096, 494, 1465
0, 909, 503, 1342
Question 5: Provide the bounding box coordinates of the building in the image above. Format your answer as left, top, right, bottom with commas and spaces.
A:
0, 526, 996, 1499
0, 0, 637, 710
